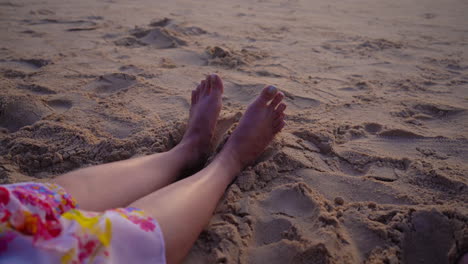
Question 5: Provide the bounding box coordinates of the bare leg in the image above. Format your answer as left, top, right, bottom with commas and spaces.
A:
130, 85, 286, 264
53, 74, 224, 211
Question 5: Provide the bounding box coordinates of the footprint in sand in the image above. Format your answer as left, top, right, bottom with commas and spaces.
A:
365, 163, 400, 182
0, 95, 53, 132
292, 130, 333, 154
422, 57, 467, 71
336, 136, 468, 184
100, 119, 135, 139
17, 83, 56, 95
412, 102, 465, 119
254, 218, 294, 245
115, 27, 186, 49
22, 18, 98, 31
260, 184, 317, 218
402, 210, 461, 264
246, 183, 339, 264
45, 99, 72, 113
86, 73, 137, 93
297, 169, 413, 205
341, 209, 395, 262
393, 102, 466, 121
1, 58, 51, 79
0, 58, 50, 71
2, 69, 28, 78
321, 37, 402, 57
272, 146, 330, 173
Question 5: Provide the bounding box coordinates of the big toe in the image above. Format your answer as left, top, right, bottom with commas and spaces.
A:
256, 85, 278, 105
210, 74, 224, 94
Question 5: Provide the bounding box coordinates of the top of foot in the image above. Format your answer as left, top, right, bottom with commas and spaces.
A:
221, 85, 286, 170
179, 74, 223, 166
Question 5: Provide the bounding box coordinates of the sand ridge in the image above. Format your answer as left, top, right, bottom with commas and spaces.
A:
0, 0, 467, 263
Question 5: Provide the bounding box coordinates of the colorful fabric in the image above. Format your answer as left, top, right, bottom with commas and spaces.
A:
0, 182, 166, 264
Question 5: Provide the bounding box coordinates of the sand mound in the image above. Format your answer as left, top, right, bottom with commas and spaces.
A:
0, 95, 53, 132
206, 46, 267, 68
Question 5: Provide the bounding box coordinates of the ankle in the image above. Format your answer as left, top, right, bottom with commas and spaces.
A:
181, 130, 212, 149
172, 136, 208, 167
214, 146, 243, 177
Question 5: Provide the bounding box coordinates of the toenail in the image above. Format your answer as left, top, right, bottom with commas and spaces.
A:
210, 74, 217, 83
267, 85, 277, 95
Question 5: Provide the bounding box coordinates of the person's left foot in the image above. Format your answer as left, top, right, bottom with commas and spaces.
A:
177, 74, 223, 167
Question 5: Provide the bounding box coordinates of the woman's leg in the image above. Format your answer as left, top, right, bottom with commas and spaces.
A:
130, 85, 286, 264
53, 74, 224, 211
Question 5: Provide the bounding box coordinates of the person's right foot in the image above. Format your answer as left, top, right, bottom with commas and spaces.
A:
220, 85, 286, 171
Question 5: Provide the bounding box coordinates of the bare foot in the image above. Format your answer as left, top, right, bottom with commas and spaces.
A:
177, 74, 223, 167
220, 85, 286, 171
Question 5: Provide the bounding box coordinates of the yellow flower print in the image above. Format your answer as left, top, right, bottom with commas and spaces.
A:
62, 210, 112, 247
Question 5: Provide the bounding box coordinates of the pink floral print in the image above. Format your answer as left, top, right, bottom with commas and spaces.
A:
0, 182, 166, 264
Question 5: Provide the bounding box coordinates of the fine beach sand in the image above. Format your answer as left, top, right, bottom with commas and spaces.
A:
1, 0, 467, 263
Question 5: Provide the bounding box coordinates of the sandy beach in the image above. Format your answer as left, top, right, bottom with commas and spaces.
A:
1, 0, 467, 263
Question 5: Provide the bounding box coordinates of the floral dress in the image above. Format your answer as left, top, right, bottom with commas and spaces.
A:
0, 182, 166, 264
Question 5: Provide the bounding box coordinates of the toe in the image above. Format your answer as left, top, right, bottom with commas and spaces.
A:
191, 90, 197, 105
275, 103, 287, 114
211, 74, 224, 94
269, 92, 284, 109
256, 85, 278, 105
274, 112, 285, 121
273, 115, 283, 128
274, 120, 286, 133
200, 80, 207, 94
193, 84, 202, 104
205, 75, 212, 95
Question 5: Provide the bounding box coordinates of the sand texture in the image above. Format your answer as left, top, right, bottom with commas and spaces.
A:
1, 0, 467, 263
